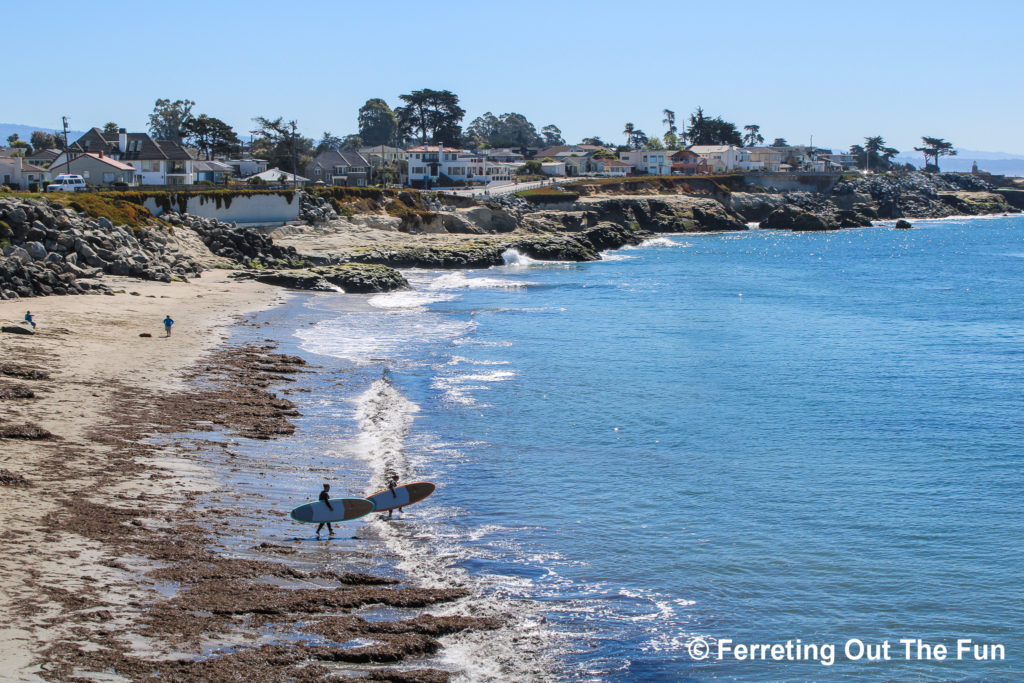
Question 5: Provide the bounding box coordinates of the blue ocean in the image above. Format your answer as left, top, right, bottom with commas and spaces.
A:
249, 215, 1024, 681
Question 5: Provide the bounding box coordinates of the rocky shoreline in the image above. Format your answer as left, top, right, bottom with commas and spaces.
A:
2, 171, 1020, 300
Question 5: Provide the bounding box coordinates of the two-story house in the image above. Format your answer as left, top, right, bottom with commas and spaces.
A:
689, 145, 763, 172
618, 150, 672, 175
670, 149, 710, 175
745, 147, 785, 172
405, 146, 514, 187
51, 128, 194, 185
305, 150, 372, 187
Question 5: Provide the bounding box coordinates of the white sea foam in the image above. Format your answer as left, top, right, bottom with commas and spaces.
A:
599, 251, 637, 261
429, 271, 530, 290
297, 312, 472, 363
500, 248, 572, 269
640, 236, 687, 248
502, 248, 539, 267
446, 355, 510, 366
347, 379, 557, 680
368, 289, 456, 309
432, 370, 516, 406
352, 378, 419, 488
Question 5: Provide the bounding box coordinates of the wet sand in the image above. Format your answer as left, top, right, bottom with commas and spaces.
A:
0, 274, 491, 681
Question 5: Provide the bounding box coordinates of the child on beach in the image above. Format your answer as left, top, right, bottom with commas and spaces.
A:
163, 315, 174, 337
24, 311, 35, 329
316, 483, 335, 538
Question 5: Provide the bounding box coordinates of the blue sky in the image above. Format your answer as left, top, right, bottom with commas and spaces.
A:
7, 0, 1022, 153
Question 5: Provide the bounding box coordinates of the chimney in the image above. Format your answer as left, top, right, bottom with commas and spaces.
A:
99, 150, 104, 158
118, 128, 127, 154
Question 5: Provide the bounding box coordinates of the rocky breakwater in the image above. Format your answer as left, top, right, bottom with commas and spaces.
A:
164, 211, 309, 269
0, 197, 203, 299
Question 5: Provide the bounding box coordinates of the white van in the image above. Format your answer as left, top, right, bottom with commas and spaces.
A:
46, 174, 88, 192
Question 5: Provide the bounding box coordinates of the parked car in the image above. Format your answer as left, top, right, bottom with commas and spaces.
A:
46, 174, 87, 192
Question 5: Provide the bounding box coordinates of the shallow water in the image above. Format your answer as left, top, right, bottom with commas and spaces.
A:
253, 216, 1024, 681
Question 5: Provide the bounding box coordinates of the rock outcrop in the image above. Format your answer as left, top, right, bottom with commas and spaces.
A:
246, 263, 409, 293
760, 205, 839, 231
575, 196, 748, 232
0, 197, 203, 299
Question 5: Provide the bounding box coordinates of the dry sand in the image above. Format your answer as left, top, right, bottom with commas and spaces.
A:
0, 273, 284, 680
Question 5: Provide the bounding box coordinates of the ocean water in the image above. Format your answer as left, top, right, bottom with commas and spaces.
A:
267, 215, 1023, 681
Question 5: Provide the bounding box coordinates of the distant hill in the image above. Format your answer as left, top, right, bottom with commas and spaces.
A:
0, 123, 86, 145
894, 149, 1024, 177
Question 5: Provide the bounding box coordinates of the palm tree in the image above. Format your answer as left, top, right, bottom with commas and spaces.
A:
623, 122, 635, 147
662, 109, 676, 135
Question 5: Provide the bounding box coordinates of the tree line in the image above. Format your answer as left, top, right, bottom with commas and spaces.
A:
8, 93, 959, 175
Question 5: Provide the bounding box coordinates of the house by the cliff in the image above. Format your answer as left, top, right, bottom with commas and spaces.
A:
51, 128, 194, 185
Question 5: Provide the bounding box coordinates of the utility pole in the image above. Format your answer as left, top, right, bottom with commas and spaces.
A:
61, 116, 72, 172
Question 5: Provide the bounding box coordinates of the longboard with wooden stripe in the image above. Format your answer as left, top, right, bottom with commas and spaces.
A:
290, 497, 374, 523
367, 482, 435, 513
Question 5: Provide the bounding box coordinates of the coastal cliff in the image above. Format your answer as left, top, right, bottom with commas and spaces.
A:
2, 171, 1018, 300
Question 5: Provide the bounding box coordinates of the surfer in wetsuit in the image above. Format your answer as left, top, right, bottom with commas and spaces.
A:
316, 483, 335, 537
386, 474, 403, 520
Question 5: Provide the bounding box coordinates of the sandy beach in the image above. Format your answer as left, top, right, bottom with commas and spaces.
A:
0, 270, 501, 682
0, 273, 284, 680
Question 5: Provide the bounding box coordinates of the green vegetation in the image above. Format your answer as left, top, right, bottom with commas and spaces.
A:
0, 191, 157, 229
515, 187, 581, 204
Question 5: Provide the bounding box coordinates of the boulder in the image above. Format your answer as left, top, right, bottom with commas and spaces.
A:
24, 242, 48, 261
1, 325, 34, 335
895, 219, 912, 229
760, 205, 839, 231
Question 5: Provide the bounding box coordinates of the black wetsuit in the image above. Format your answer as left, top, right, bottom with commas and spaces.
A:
316, 490, 333, 534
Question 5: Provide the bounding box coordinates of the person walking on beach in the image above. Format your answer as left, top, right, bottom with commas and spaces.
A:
316, 483, 335, 538
163, 315, 174, 337
24, 311, 36, 329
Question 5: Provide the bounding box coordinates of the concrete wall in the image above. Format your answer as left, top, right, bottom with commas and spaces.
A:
743, 172, 840, 193
144, 192, 300, 226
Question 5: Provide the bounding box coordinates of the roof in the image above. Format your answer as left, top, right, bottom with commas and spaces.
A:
26, 148, 61, 161
79, 153, 134, 171
596, 159, 631, 167
0, 158, 49, 173
405, 145, 465, 153
248, 168, 310, 182
689, 145, 737, 153
358, 145, 405, 155
194, 160, 234, 172
536, 144, 604, 157
69, 127, 192, 161
310, 150, 371, 168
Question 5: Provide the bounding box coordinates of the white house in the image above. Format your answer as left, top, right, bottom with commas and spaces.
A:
540, 161, 566, 176
0, 156, 51, 189
618, 150, 672, 175
247, 168, 310, 186
405, 145, 515, 187
689, 145, 762, 172
591, 158, 632, 177
223, 158, 269, 177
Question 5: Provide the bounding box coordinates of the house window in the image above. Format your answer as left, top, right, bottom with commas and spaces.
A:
412, 166, 425, 174
103, 172, 115, 183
